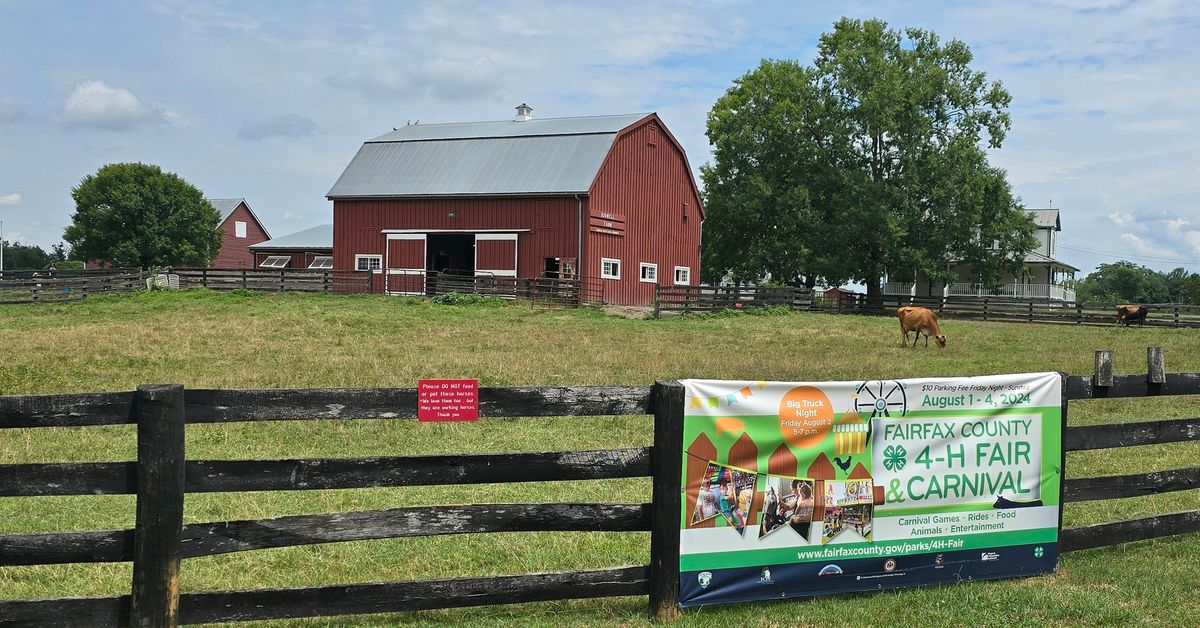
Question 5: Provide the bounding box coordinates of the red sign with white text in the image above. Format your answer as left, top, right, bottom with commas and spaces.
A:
418, 379, 479, 422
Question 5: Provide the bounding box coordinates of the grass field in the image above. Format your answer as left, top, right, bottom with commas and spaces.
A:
1, 289, 1197, 626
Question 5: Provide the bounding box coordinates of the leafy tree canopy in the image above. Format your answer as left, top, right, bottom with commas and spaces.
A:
1073, 261, 1199, 304
1, 240, 58, 270
701, 18, 1037, 294
63, 162, 222, 268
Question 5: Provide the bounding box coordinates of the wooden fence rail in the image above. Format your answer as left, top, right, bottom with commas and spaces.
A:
1, 349, 1198, 625
0, 271, 144, 305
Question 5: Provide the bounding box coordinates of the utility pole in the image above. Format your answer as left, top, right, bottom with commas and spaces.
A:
1, 219, 5, 278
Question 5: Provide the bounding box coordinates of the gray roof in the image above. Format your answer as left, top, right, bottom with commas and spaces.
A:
248, 224, 332, 250
327, 113, 651, 198
1024, 250, 1079, 271
206, 197, 271, 239
1028, 208, 1060, 229
206, 198, 245, 224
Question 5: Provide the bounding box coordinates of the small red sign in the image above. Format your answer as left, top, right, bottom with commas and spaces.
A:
418, 379, 479, 422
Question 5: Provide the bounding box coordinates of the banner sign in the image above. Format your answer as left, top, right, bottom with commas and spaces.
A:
678, 372, 1062, 607
417, 379, 479, 422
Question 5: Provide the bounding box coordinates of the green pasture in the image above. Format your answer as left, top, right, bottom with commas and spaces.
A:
1, 290, 1197, 626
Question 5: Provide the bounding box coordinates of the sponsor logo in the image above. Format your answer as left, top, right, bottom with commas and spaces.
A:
934, 553, 945, 567
758, 568, 774, 585
697, 572, 712, 589
818, 564, 844, 576
1034, 546, 1045, 558
981, 552, 1000, 562
883, 558, 897, 573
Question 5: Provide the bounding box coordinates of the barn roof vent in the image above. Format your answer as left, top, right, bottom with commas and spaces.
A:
515, 103, 533, 122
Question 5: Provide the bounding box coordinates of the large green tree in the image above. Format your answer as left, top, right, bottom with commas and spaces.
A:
1073, 261, 1189, 304
1, 241, 56, 270
702, 18, 1036, 295
64, 163, 222, 268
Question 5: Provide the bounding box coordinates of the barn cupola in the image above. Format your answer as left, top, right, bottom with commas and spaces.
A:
515, 103, 533, 121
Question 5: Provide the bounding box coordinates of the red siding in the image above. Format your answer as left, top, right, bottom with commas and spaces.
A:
585, 117, 704, 305
333, 197, 580, 278
213, 203, 270, 267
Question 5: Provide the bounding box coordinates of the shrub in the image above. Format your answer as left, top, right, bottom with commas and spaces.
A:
431, 292, 506, 307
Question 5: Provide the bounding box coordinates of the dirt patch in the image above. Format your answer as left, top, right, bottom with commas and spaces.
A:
603, 305, 653, 319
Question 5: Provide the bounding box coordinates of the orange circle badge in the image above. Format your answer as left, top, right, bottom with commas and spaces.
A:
778, 386, 834, 449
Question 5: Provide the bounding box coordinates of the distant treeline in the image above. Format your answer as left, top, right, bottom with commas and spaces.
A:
1072, 261, 1200, 304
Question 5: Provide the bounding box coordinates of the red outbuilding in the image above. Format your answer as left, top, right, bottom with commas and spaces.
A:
206, 198, 272, 267
326, 105, 704, 305
248, 224, 333, 270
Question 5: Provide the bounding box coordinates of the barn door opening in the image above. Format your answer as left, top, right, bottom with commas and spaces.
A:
385, 233, 426, 295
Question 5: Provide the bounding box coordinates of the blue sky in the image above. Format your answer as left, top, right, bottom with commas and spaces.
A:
2, 0, 1199, 276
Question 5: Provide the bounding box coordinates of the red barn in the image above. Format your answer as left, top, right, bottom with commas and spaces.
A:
326, 105, 704, 305
206, 198, 271, 267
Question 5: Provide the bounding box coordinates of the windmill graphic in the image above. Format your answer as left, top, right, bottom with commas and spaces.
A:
851, 380, 908, 453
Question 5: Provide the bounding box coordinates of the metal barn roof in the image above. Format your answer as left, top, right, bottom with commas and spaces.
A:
1028, 209, 1060, 229
248, 224, 332, 250
206, 198, 246, 224
327, 113, 651, 198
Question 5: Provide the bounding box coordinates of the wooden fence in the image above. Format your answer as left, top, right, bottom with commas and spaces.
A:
833, 294, 1200, 328
0, 349, 1198, 625
168, 268, 374, 295
653, 284, 813, 317
654, 284, 1200, 327
0, 270, 145, 305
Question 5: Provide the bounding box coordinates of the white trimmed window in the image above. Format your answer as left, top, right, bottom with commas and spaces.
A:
355, 254, 382, 272
260, 255, 290, 268
235, 221, 247, 238
674, 266, 691, 285
601, 257, 621, 280
639, 262, 657, 283
308, 256, 333, 270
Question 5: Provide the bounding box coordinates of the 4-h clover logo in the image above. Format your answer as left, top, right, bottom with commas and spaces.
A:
882, 444, 907, 472
1034, 546, 1045, 558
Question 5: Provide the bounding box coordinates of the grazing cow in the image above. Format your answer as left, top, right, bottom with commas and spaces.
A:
1115, 304, 1148, 326
897, 306, 946, 348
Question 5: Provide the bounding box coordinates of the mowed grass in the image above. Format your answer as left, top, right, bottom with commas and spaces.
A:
1, 289, 1197, 627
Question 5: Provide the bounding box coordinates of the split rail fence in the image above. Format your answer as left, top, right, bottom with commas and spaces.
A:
0, 270, 144, 305
0, 348, 1198, 625
654, 284, 1200, 328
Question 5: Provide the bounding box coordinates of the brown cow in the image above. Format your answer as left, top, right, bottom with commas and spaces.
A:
1115, 304, 1148, 326
897, 306, 946, 348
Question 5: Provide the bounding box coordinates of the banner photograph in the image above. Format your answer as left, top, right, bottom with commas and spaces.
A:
678, 373, 1062, 607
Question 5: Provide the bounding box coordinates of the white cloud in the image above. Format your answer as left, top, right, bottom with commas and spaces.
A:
0, 193, 21, 206
1165, 218, 1190, 236
1119, 232, 1174, 257
1107, 211, 1134, 226
58, 80, 173, 131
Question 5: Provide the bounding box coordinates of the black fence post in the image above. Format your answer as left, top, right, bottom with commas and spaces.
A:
653, 285, 662, 319
130, 384, 186, 628
648, 380, 684, 622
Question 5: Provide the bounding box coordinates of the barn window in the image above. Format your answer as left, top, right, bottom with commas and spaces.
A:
674, 266, 691, 285
308, 256, 334, 270
235, 221, 247, 238
260, 256, 290, 268
356, 254, 382, 272
639, 262, 657, 283
601, 257, 621, 280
